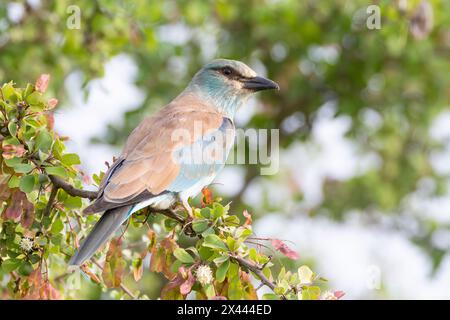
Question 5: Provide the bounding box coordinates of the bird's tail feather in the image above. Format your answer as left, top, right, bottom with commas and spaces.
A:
69, 205, 132, 266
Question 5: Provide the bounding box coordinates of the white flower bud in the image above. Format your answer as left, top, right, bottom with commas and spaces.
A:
19, 237, 34, 252
196, 265, 213, 286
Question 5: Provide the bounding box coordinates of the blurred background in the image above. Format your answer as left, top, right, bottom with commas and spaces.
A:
1, 0, 450, 299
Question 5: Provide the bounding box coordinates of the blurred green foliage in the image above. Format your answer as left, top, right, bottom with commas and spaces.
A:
1, 0, 450, 297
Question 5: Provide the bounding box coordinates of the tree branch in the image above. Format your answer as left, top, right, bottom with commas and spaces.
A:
230, 254, 285, 299
43, 185, 58, 216
48, 176, 190, 225
49, 175, 98, 200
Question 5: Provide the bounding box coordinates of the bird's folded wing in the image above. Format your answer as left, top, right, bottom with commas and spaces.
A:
84, 96, 226, 214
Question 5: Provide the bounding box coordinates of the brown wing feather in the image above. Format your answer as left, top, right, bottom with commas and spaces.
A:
83, 93, 224, 214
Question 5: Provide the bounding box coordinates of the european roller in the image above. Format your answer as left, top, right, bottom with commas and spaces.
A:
69, 59, 279, 266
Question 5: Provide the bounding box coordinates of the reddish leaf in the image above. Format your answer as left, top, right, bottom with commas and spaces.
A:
240, 271, 258, 300
2, 191, 35, 228
243, 209, 252, 226
201, 187, 213, 207
180, 267, 195, 295
149, 237, 177, 280
2, 144, 26, 159
14, 144, 26, 157
46, 112, 55, 130
20, 198, 35, 229
4, 191, 26, 221
24, 268, 61, 300
240, 270, 251, 283
211, 296, 227, 300
102, 238, 126, 288
161, 266, 196, 299
334, 291, 345, 299
81, 173, 91, 185
35, 74, 50, 93
24, 269, 43, 299
47, 98, 58, 109
28, 268, 42, 287
150, 245, 165, 273
132, 250, 147, 282
0, 183, 11, 201
161, 269, 185, 300
147, 229, 156, 250
40, 281, 61, 300
271, 239, 299, 260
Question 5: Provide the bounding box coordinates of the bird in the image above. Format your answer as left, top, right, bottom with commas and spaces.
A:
69, 59, 279, 266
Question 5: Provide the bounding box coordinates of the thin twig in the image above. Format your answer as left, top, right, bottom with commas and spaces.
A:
48, 176, 186, 224
43, 185, 58, 216
49, 175, 97, 200
230, 254, 286, 300
155, 208, 185, 224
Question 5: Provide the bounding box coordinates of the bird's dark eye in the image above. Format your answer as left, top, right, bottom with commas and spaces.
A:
221, 67, 233, 76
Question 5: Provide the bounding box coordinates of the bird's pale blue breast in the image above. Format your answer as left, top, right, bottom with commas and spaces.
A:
167, 117, 235, 193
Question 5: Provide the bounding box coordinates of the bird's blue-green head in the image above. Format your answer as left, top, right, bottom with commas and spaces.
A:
188, 59, 279, 118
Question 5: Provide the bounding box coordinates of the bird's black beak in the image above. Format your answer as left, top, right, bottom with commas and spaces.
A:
243, 76, 280, 91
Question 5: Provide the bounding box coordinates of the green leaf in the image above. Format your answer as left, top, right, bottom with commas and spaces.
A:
18, 261, 33, 276
173, 248, 195, 264
235, 227, 252, 240
192, 219, 209, 233
1, 83, 15, 100
198, 246, 214, 261
23, 83, 34, 98
204, 283, 216, 298
216, 259, 230, 283
1, 259, 21, 273
212, 203, 225, 218
7, 121, 17, 136
226, 236, 238, 252
203, 234, 228, 251
13, 163, 34, 174
302, 286, 321, 300
29, 254, 41, 264
164, 218, 178, 230
249, 248, 258, 261
35, 130, 53, 152
51, 218, 64, 234
7, 175, 20, 188
63, 195, 82, 209
4, 157, 22, 168
228, 276, 243, 300
44, 166, 68, 178
38, 150, 50, 162
61, 153, 81, 166
50, 233, 63, 245
262, 267, 272, 280
201, 227, 215, 237
213, 255, 229, 265
26, 91, 42, 105
200, 208, 211, 219
19, 174, 35, 193
224, 215, 240, 226
262, 293, 280, 300
227, 262, 239, 279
